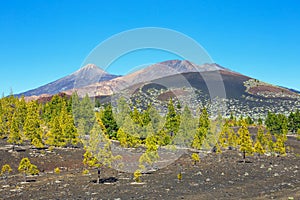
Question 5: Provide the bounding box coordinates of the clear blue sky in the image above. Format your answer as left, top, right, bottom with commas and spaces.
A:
1, 0, 300, 95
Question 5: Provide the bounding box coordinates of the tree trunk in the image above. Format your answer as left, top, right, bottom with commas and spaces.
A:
23, 173, 27, 182
243, 151, 246, 163
97, 168, 101, 184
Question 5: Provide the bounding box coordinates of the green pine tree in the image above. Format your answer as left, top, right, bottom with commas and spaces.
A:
24, 101, 43, 146
238, 120, 253, 162
265, 130, 274, 154
8, 113, 22, 148
274, 134, 286, 156
85, 122, 122, 183
139, 125, 159, 171
60, 101, 79, 146
192, 107, 210, 150
254, 139, 265, 157
174, 105, 197, 147
101, 104, 118, 139
164, 98, 180, 136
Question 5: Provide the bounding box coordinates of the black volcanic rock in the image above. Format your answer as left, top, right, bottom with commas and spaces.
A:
17, 64, 120, 97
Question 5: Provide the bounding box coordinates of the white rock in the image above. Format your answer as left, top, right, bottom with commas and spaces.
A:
267, 168, 272, 172
196, 171, 202, 176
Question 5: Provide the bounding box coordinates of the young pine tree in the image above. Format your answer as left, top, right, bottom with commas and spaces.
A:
1, 164, 12, 181
101, 104, 118, 139
116, 128, 128, 147
226, 123, 238, 150
18, 158, 39, 182
238, 120, 253, 162
59, 101, 79, 146
274, 134, 286, 156
265, 130, 274, 154
164, 98, 180, 137
254, 139, 265, 158
24, 101, 43, 147
8, 113, 22, 149
191, 153, 200, 165
174, 105, 197, 147
85, 122, 122, 183
192, 107, 210, 150
139, 125, 159, 171
45, 116, 64, 147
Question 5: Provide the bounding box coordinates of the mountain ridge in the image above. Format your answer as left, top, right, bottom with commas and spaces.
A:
17, 64, 120, 97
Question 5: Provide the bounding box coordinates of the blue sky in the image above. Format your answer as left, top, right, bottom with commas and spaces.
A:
1, 0, 300, 95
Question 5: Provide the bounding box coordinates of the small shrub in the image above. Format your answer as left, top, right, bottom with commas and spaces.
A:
82, 169, 89, 175
191, 153, 200, 165
54, 167, 60, 174
133, 169, 142, 183
177, 172, 182, 181
18, 157, 39, 182
1, 164, 12, 179
48, 146, 54, 152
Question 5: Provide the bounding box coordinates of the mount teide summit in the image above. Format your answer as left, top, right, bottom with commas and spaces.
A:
18, 64, 119, 97
65, 60, 232, 97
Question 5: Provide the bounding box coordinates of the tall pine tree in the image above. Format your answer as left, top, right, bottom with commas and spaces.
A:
24, 101, 43, 147
164, 98, 180, 137
238, 120, 253, 162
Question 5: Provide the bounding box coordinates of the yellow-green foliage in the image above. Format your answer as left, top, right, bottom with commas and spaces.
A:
83, 150, 100, 168
274, 134, 286, 156
238, 120, 253, 159
48, 146, 54, 152
133, 169, 142, 182
254, 140, 265, 156
297, 129, 300, 140
54, 167, 60, 174
177, 172, 182, 181
117, 128, 128, 147
191, 153, 200, 165
18, 158, 39, 179
139, 134, 159, 170
84, 122, 122, 171
1, 164, 12, 177
265, 131, 274, 153
31, 137, 44, 149
215, 142, 222, 154
116, 128, 141, 148
82, 169, 89, 175
192, 108, 210, 150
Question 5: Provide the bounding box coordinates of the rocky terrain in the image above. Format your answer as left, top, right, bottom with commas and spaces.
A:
0, 136, 299, 200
